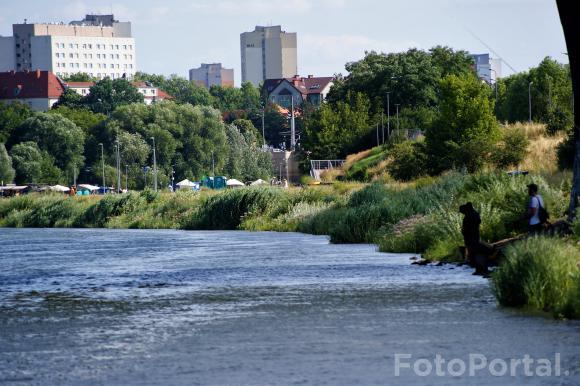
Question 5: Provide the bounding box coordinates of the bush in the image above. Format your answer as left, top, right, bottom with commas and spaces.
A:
492, 236, 580, 318
546, 107, 573, 135
493, 129, 529, 169
387, 141, 427, 181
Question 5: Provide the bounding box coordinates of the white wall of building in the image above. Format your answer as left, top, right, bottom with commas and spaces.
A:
0, 37, 16, 71
0, 97, 58, 112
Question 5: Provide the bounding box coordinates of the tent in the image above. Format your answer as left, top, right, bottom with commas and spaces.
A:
50, 185, 70, 192
250, 179, 267, 186
78, 184, 99, 192
176, 179, 200, 191
226, 179, 245, 188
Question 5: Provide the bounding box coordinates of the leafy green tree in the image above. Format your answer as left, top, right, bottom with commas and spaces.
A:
52, 89, 85, 109
61, 72, 97, 82
0, 102, 32, 143
240, 82, 261, 110
0, 143, 15, 184
232, 119, 261, 140
224, 124, 272, 180
425, 74, 500, 173
493, 129, 529, 169
83, 78, 144, 114
48, 106, 106, 133
10, 141, 44, 183
210, 85, 243, 111
14, 113, 85, 176
303, 92, 374, 159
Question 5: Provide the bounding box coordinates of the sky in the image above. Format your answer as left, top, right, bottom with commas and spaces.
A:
0, 0, 568, 85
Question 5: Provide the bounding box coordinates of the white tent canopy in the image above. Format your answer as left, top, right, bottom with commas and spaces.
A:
78, 184, 99, 191
226, 179, 245, 187
50, 185, 70, 192
250, 179, 267, 186
176, 179, 196, 187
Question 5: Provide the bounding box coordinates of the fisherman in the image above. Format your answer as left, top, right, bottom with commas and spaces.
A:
459, 202, 490, 276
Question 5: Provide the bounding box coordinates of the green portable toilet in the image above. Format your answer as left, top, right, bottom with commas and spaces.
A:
214, 176, 227, 189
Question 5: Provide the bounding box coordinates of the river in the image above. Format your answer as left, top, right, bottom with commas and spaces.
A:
0, 228, 578, 385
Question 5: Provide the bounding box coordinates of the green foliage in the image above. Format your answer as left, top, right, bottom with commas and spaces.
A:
493, 128, 530, 169
0, 102, 32, 143
492, 236, 580, 318
134, 72, 213, 106
48, 106, 106, 133
545, 106, 573, 134
556, 132, 575, 170
83, 78, 144, 114
224, 124, 272, 181
425, 74, 500, 173
344, 146, 386, 181
53, 89, 84, 109
387, 141, 427, 181
61, 72, 97, 82
303, 92, 373, 159
0, 143, 15, 184
10, 141, 43, 183
14, 113, 85, 176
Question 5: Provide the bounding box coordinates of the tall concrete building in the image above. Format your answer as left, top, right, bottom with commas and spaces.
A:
189, 63, 234, 88
0, 14, 136, 79
470, 53, 502, 84
240, 26, 297, 86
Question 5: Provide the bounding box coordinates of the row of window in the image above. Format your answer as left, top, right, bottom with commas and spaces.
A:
54, 42, 133, 50
54, 52, 133, 60
55, 62, 133, 69
56, 72, 129, 79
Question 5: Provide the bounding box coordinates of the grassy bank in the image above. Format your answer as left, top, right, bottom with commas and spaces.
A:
1, 170, 578, 318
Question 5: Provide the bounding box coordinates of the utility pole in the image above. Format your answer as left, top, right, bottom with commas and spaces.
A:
262, 104, 266, 147
528, 81, 534, 122
115, 139, 121, 193
290, 96, 296, 151
99, 143, 105, 193
395, 104, 400, 130
386, 92, 391, 139
381, 111, 385, 144
151, 137, 157, 192
376, 123, 379, 147
73, 165, 76, 187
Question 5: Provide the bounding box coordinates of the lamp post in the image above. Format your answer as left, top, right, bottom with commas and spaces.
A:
395, 104, 400, 131
262, 104, 266, 148
386, 92, 391, 140
151, 137, 157, 192
115, 139, 121, 193
125, 164, 128, 192
99, 143, 105, 194
528, 81, 534, 122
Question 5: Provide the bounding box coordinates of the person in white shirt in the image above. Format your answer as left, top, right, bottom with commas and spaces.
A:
526, 183, 544, 234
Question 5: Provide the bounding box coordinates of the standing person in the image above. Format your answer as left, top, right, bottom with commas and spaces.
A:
526, 183, 547, 234
460, 202, 486, 274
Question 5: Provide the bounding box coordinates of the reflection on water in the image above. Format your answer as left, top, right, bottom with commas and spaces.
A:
0, 228, 578, 385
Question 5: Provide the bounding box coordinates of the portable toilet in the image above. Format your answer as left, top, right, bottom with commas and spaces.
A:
202, 177, 214, 189
214, 176, 227, 189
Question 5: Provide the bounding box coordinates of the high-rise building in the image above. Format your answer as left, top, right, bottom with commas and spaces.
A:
189, 63, 234, 88
0, 14, 136, 79
240, 25, 297, 86
470, 53, 502, 84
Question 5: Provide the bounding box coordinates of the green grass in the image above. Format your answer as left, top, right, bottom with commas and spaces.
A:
492, 236, 580, 318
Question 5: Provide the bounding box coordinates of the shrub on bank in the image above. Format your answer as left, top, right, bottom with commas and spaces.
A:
492, 236, 580, 318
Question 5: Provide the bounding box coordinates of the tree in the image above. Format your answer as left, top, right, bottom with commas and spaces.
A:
0, 102, 33, 143
0, 143, 15, 184
48, 106, 106, 133
52, 89, 84, 109
425, 74, 500, 173
303, 92, 374, 159
493, 129, 530, 169
14, 113, 85, 176
61, 72, 97, 82
10, 141, 44, 183
224, 124, 272, 181
387, 140, 428, 181
83, 78, 144, 114
210, 85, 243, 111
232, 119, 261, 140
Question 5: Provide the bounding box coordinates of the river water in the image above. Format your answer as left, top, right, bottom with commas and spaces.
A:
0, 228, 578, 385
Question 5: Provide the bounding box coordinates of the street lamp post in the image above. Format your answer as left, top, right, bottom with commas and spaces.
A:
115, 139, 121, 193
151, 137, 157, 192
528, 81, 534, 122
99, 143, 105, 194
395, 104, 400, 131
386, 92, 391, 140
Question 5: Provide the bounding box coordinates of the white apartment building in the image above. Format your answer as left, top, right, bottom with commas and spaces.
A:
240, 26, 297, 86
0, 15, 136, 80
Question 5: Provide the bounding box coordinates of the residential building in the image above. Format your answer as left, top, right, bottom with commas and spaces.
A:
0, 70, 171, 111
470, 53, 502, 84
0, 14, 136, 80
189, 63, 234, 88
0, 69, 65, 110
263, 75, 334, 108
66, 81, 172, 105
240, 25, 297, 86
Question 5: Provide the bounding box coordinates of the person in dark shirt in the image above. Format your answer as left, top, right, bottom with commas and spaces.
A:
459, 202, 489, 275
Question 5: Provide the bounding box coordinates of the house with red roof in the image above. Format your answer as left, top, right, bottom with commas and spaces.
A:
0, 70, 173, 111
263, 75, 334, 108
0, 70, 65, 111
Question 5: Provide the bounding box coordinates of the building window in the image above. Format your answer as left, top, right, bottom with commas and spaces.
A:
116, 54, 119, 59
123, 45, 127, 50
110, 44, 114, 50
97, 53, 100, 59
96, 44, 101, 49
82, 44, 87, 49
88, 44, 92, 49
69, 53, 73, 58
69, 43, 74, 48
83, 63, 87, 68
115, 44, 119, 49
129, 64, 133, 69
110, 64, 114, 68
89, 63, 93, 68
110, 54, 114, 59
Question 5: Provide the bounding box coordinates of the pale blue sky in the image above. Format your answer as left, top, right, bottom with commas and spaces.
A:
0, 0, 568, 85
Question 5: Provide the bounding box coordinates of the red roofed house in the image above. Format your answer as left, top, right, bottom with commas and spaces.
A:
0, 70, 65, 111
263, 75, 334, 108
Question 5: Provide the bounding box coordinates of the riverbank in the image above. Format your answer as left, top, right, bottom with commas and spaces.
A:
1, 171, 579, 318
